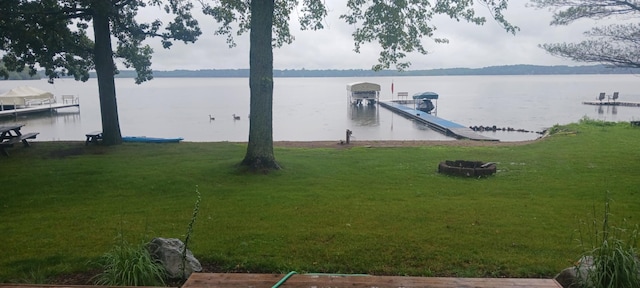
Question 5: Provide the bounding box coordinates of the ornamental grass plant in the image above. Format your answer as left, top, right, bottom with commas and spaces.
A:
92, 235, 166, 286
576, 197, 639, 288
0, 119, 639, 282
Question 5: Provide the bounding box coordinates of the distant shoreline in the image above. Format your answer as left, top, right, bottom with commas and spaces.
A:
130, 64, 640, 78
2, 64, 638, 81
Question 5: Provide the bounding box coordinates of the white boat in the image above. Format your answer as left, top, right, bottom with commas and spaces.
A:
346, 82, 380, 105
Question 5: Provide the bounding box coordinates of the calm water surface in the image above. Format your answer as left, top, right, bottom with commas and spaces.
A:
1, 75, 639, 142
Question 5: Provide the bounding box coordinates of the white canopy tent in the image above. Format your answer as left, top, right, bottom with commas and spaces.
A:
0, 86, 55, 107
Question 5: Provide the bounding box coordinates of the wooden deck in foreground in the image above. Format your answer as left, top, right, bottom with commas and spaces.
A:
182, 273, 563, 288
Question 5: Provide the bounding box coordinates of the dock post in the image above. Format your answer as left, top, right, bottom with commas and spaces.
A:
346, 129, 353, 144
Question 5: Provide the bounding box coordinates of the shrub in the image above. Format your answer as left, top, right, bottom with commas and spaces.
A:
93, 235, 166, 286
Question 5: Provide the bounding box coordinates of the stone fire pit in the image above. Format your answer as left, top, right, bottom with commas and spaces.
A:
438, 160, 496, 177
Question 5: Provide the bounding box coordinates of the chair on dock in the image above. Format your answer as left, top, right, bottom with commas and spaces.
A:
609, 92, 619, 103
62, 95, 77, 104
597, 92, 605, 102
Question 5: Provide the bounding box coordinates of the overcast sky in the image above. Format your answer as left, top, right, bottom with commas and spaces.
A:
138, 1, 598, 71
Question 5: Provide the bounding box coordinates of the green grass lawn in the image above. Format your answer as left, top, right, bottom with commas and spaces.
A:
1, 119, 639, 282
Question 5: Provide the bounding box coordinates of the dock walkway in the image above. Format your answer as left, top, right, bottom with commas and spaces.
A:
0, 103, 79, 118
582, 101, 640, 107
379, 101, 497, 141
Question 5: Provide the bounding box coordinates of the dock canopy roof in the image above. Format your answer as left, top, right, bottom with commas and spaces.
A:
412, 91, 439, 100
0, 86, 54, 106
1, 86, 53, 99
346, 82, 381, 92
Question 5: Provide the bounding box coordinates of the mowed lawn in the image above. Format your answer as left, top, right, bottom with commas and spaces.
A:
1, 119, 639, 282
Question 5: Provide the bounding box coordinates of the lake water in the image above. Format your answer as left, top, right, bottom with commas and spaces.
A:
1, 74, 639, 142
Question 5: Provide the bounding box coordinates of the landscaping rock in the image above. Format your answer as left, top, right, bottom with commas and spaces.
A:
553, 256, 594, 288
147, 237, 202, 279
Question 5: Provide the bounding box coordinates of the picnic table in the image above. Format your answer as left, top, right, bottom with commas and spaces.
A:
85, 130, 102, 145
0, 124, 39, 156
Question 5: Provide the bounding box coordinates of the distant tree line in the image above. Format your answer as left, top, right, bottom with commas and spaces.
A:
4, 64, 637, 81
0, 61, 40, 80
95, 64, 640, 78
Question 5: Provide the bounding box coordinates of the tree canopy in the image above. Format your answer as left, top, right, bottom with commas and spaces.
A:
1, 0, 201, 84
0, 0, 94, 82
0, 0, 201, 145
530, 0, 640, 68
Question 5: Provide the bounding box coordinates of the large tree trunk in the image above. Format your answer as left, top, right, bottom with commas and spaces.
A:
241, 0, 279, 170
92, 2, 122, 145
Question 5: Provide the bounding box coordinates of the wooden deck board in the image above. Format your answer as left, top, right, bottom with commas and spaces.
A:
182, 273, 563, 288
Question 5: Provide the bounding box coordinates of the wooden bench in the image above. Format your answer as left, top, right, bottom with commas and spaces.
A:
0, 132, 39, 156
85, 131, 102, 145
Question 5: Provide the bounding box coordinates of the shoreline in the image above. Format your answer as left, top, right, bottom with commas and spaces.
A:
36, 138, 544, 149
271, 139, 543, 148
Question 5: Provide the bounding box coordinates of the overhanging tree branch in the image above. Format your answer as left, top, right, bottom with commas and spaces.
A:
531, 0, 640, 68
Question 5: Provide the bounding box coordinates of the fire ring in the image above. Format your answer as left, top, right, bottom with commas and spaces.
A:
438, 160, 496, 177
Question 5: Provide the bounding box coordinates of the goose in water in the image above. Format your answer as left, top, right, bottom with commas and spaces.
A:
233, 114, 241, 120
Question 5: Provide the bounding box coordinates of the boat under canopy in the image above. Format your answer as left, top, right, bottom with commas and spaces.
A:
0, 86, 55, 108
346, 82, 380, 105
413, 91, 439, 114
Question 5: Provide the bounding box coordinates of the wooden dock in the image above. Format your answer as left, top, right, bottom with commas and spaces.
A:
0, 103, 80, 118
182, 273, 563, 288
379, 101, 498, 141
582, 101, 640, 107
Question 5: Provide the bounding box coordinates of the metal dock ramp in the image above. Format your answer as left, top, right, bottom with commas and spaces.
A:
379, 101, 498, 141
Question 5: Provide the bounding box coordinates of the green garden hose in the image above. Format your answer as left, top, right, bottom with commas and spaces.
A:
272, 271, 297, 288
271, 271, 370, 288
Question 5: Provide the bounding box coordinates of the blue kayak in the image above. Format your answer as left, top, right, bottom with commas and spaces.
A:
122, 136, 183, 143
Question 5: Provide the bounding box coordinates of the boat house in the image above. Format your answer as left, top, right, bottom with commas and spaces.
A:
346, 82, 380, 105
0, 86, 55, 109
